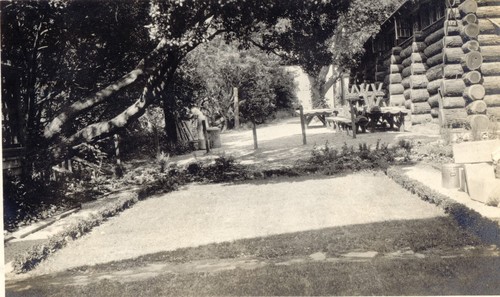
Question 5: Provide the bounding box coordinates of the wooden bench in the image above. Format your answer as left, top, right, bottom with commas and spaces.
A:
326, 115, 369, 134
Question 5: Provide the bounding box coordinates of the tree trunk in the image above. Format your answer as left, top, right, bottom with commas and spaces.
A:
44, 38, 168, 139
252, 121, 258, 150
306, 66, 339, 108
48, 53, 180, 161
163, 107, 179, 145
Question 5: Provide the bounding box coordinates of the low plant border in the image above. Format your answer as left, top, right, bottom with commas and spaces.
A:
9, 142, 408, 274
10, 190, 144, 274
386, 166, 500, 245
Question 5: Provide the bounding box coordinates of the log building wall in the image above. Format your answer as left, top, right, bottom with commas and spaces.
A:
350, 0, 500, 132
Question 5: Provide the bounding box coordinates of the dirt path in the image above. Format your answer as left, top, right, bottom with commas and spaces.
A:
170, 117, 440, 169
22, 171, 446, 277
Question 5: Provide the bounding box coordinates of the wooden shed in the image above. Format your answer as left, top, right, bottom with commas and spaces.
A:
350, 0, 500, 132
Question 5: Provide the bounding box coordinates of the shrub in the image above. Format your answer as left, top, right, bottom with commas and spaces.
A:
3, 174, 73, 232
156, 152, 170, 173
308, 140, 401, 175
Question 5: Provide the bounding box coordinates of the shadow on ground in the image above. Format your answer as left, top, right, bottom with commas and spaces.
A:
7, 217, 500, 296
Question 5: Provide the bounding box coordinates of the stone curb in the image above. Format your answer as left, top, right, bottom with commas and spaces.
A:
5, 207, 82, 243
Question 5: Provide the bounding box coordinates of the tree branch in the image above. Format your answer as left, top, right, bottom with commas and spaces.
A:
43, 37, 168, 140
248, 39, 290, 60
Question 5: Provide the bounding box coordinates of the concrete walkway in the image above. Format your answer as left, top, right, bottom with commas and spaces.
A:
401, 164, 500, 224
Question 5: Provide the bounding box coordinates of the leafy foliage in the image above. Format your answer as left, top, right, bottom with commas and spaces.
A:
187, 37, 297, 128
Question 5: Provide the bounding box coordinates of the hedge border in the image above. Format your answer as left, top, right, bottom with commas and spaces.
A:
386, 167, 500, 245
10, 191, 141, 273
8, 144, 408, 275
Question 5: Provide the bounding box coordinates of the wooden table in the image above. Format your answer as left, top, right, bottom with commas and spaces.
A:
297, 108, 333, 126
366, 107, 409, 131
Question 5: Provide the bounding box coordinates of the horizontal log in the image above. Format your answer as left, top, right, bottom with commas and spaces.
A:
458, 0, 478, 15
441, 96, 467, 109
478, 34, 500, 46
400, 45, 413, 60
461, 23, 480, 39
428, 93, 441, 108
468, 115, 490, 133
479, 18, 500, 34
391, 55, 402, 64
389, 94, 405, 106
481, 46, 500, 62
461, 50, 483, 70
477, 6, 500, 18
424, 39, 444, 58
392, 47, 403, 55
439, 108, 469, 126
427, 78, 443, 95
463, 71, 482, 85
412, 42, 427, 53
444, 47, 465, 64
405, 99, 412, 110
413, 102, 432, 115
389, 84, 405, 95
402, 66, 411, 78
426, 64, 464, 82
483, 76, 500, 94
409, 88, 430, 103
431, 107, 440, 118
487, 106, 500, 118
402, 57, 412, 68
484, 95, 500, 107
466, 100, 488, 114
402, 63, 428, 77
390, 64, 404, 73
477, 0, 500, 6
404, 89, 411, 101
464, 84, 486, 100
425, 28, 445, 45
462, 13, 478, 25
441, 79, 467, 97
462, 40, 480, 53
412, 114, 433, 125
409, 75, 429, 89
389, 73, 403, 84
426, 53, 444, 67
402, 77, 410, 89
443, 35, 464, 48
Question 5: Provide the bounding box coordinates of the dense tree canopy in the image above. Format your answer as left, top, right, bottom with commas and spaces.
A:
2, 0, 403, 168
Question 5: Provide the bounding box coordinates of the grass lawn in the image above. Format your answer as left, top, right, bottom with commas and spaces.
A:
8, 216, 500, 296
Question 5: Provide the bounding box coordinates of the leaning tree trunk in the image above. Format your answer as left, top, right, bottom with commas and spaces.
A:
48, 53, 181, 161
307, 66, 339, 108
43, 38, 168, 140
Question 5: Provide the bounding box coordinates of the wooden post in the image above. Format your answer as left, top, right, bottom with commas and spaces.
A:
233, 87, 239, 129
349, 100, 357, 139
114, 134, 121, 166
202, 120, 210, 153
252, 121, 258, 149
299, 105, 307, 145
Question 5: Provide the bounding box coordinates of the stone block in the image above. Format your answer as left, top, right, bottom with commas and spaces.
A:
453, 139, 500, 164
464, 163, 497, 204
